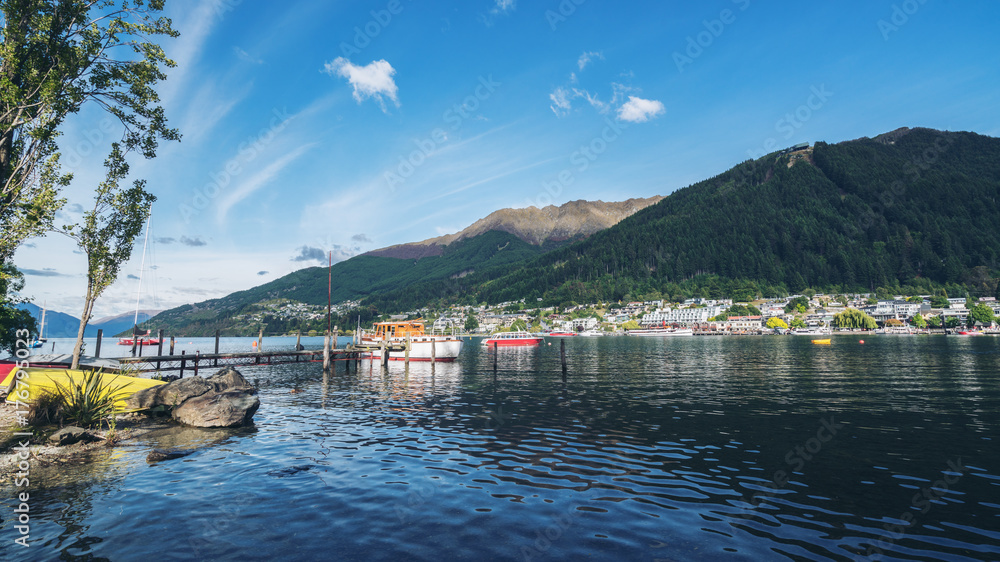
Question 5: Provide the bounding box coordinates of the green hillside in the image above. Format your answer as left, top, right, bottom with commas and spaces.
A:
151, 230, 553, 334
364, 128, 1000, 310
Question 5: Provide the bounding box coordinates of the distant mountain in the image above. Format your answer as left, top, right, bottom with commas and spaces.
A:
367, 197, 663, 259
364, 127, 1000, 309
16, 303, 159, 338
150, 197, 661, 335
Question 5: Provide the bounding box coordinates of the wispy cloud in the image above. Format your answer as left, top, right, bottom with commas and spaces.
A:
550, 87, 574, 117
233, 46, 263, 64
216, 143, 314, 223
578, 51, 604, 71
617, 96, 666, 123
257, 270, 269, 276
351, 233, 372, 243
323, 58, 399, 113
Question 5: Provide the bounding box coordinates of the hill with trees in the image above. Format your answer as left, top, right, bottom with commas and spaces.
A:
364, 128, 1000, 311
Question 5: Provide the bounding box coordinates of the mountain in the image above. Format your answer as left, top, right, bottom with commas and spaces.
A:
150, 198, 660, 335
366, 197, 663, 259
363, 127, 1000, 309
16, 303, 159, 338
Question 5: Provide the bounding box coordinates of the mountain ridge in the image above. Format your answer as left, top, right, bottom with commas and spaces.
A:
365, 197, 663, 259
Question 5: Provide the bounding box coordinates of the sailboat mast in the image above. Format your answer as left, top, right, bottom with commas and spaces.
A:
40, 301, 46, 338
132, 211, 152, 329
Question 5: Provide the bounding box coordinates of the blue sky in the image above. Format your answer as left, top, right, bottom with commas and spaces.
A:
13, 0, 1000, 319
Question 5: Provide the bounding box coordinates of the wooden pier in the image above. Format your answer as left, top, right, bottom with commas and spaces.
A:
115, 343, 409, 375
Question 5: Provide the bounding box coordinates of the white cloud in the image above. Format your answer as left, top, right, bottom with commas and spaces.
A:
549, 87, 573, 117
216, 144, 314, 223
492, 0, 515, 14
578, 51, 604, 71
617, 96, 666, 123
323, 57, 399, 113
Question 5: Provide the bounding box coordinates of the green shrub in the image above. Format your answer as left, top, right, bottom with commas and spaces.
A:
47, 370, 130, 429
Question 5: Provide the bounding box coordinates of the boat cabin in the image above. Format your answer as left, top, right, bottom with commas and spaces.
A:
372, 321, 426, 340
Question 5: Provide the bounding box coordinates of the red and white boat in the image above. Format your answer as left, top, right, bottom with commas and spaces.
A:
546, 331, 578, 337
360, 320, 463, 362
118, 329, 161, 346
482, 330, 544, 347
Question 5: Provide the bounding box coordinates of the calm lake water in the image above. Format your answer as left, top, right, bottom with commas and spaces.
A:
2, 335, 999, 560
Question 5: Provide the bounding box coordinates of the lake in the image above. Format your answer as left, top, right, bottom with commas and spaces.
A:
2, 335, 999, 560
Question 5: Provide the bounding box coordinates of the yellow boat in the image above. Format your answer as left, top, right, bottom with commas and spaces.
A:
4, 367, 165, 410
811, 339, 832, 345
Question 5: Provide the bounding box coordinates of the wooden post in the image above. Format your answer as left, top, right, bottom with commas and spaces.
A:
169, 336, 175, 356
95, 329, 103, 358
560, 339, 567, 373
180, 350, 186, 378
493, 341, 498, 372
257, 328, 263, 352
194, 351, 200, 377
131, 336, 137, 357
323, 334, 332, 374
214, 330, 220, 366
381, 341, 389, 366
430, 339, 436, 363
404, 335, 410, 366
157, 329, 164, 356
138, 338, 144, 357
332, 326, 339, 371
295, 331, 302, 351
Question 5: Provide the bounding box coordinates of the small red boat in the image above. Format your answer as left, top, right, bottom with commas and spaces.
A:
482, 331, 544, 347
118, 329, 160, 346
546, 331, 578, 337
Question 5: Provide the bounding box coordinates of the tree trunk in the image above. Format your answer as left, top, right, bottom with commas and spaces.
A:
71, 285, 95, 370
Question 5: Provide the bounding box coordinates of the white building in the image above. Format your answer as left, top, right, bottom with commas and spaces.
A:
642, 306, 723, 326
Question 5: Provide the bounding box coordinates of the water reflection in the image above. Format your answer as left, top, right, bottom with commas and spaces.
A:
2, 335, 998, 560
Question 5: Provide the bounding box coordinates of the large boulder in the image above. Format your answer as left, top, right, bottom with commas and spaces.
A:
171, 391, 260, 428
126, 376, 213, 410
206, 367, 255, 393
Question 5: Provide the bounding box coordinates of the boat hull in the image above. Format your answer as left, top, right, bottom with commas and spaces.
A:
361, 336, 464, 361
3, 367, 164, 410
626, 329, 694, 337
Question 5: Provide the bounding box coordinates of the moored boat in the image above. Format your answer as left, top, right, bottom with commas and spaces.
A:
811, 339, 832, 345
546, 331, 577, 337
482, 330, 544, 346
626, 327, 694, 337
360, 320, 463, 361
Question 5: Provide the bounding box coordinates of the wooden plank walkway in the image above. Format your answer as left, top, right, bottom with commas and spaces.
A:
116, 344, 406, 375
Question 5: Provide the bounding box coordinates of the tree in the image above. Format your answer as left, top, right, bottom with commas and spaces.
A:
930, 296, 950, 309
911, 313, 927, 329
968, 304, 995, 327
0, 264, 36, 354
784, 296, 809, 314
927, 316, 942, 329
0, 0, 178, 261
790, 317, 807, 329
945, 317, 961, 329
509, 319, 527, 332
61, 147, 155, 369
622, 320, 640, 330
766, 317, 788, 330
832, 308, 877, 330
464, 313, 479, 332
1, 0, 178, 356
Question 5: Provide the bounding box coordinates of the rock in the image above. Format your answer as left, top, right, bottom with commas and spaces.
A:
48, 426, 98, 446
146, 448, 196, 463
126, 376, 213, 410
206, 367, 256, 393
171, 391, 260, 428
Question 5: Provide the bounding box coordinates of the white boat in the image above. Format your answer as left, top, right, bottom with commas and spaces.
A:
578, 330, 603, 337
482, 330, 544, 346
360, 320, 463, 362
626, 327, 694, 337
789, 327, 831, 336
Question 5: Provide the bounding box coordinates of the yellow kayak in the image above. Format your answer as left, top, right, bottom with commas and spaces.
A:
811, 339, 832, 345
4, 367, 165, 410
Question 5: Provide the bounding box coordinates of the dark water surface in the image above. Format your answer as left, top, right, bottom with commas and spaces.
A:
2, 335, 999, 560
